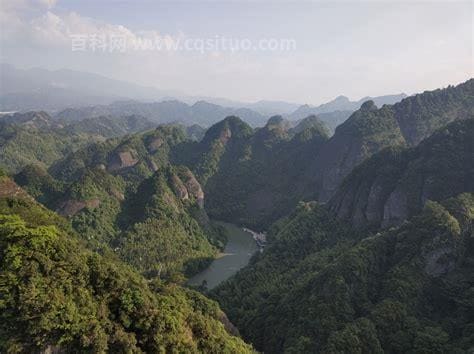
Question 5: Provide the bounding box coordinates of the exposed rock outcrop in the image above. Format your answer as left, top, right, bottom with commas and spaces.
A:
219, 127, 232, 145
107, 150, 139, 172
57, 198, 100, 217
316, 79, 474, 202
181, 169, 205, 208
169, 168, 205, 208
147, 137, 164, 153
170, 174, 189, 200
0, 177, 36, 202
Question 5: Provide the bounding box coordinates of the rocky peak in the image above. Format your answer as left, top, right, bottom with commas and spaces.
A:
202, 116, 252, 145
359, 100, 377, 111
266, 115, 285, 127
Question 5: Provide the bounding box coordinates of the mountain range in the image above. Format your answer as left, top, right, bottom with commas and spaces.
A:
1, 77, 473, 353
288, 93, 408, 119
54, 99, 269, 127
1, 64, 407, 131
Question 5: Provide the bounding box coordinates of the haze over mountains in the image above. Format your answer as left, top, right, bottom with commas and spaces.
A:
1, 0, 472, 351
1, 64, 408, 130
1, 70, 473, 352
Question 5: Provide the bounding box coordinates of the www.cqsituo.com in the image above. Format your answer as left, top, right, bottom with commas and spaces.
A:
70, 34, 297, 53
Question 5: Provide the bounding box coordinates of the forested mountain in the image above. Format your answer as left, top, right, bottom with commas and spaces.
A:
62, 114, 155, 137
175, 115, 330, 229
3, 80, 473, 234
0, 112, 102, 173
0, 111, 156, 173
316, 79, 474, 201
48, 124, 187, 182
213, 193, 474, 353
208, 83, 474, 353
169, 80, 473, 230
0, 174, 252, 352
328, 119, 474, 229
1, 78, 473, 354
14, 125, 225, 281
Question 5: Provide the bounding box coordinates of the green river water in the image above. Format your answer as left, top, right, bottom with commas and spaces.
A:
187, 221, 258, 289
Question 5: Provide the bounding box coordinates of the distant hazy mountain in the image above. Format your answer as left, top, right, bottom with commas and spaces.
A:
0, 64, 182, 112
0, 64, 298, 117
204, 99, 301, 116
286, 93, 407, 132
289, 93, 407, 120
55, 99, 268, 127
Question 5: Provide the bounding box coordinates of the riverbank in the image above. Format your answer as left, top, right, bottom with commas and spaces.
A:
187, 222, 258, 289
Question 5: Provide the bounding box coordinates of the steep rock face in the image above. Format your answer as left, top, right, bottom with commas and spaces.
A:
107, 150, 139, 171
169, 168, 205, 208
180, 169, 205, 208
381, 186, 409, 227
394, 79, 474, 145
316, 79, 474, 202
316, 102, 405, 201
57, 198, 100, 217
219, 127, 232, 144
170, 173, 189, 200
147, 136, 164, 152
328, 119, 474, 229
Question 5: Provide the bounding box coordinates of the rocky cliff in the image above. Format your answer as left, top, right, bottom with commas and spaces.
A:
316, 79, 474, 201
328, 119, 474, 229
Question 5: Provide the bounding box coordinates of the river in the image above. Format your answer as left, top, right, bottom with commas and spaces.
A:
187, 221, 258, 289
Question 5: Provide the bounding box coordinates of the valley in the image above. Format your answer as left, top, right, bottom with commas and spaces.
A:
1, 2, 472, 352
0, 78, 473, 353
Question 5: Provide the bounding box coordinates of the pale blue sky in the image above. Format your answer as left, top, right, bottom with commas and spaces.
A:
1, 0, 472, 104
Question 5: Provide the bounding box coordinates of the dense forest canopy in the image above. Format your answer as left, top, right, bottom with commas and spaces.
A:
0, 78, 473, 353
0, 176, 253, 352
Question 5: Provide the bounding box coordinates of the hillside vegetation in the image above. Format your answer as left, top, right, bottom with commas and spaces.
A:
213, 194, 474, 353
14, 126, 224, 281
0, 112, 155, 173
0, 176, 252, 352
316, 79, 474, 201
179, 115, 330, 229
328, 118, 474, 229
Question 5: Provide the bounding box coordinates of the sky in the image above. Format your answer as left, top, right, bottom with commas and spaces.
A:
0, 0, 472, 104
